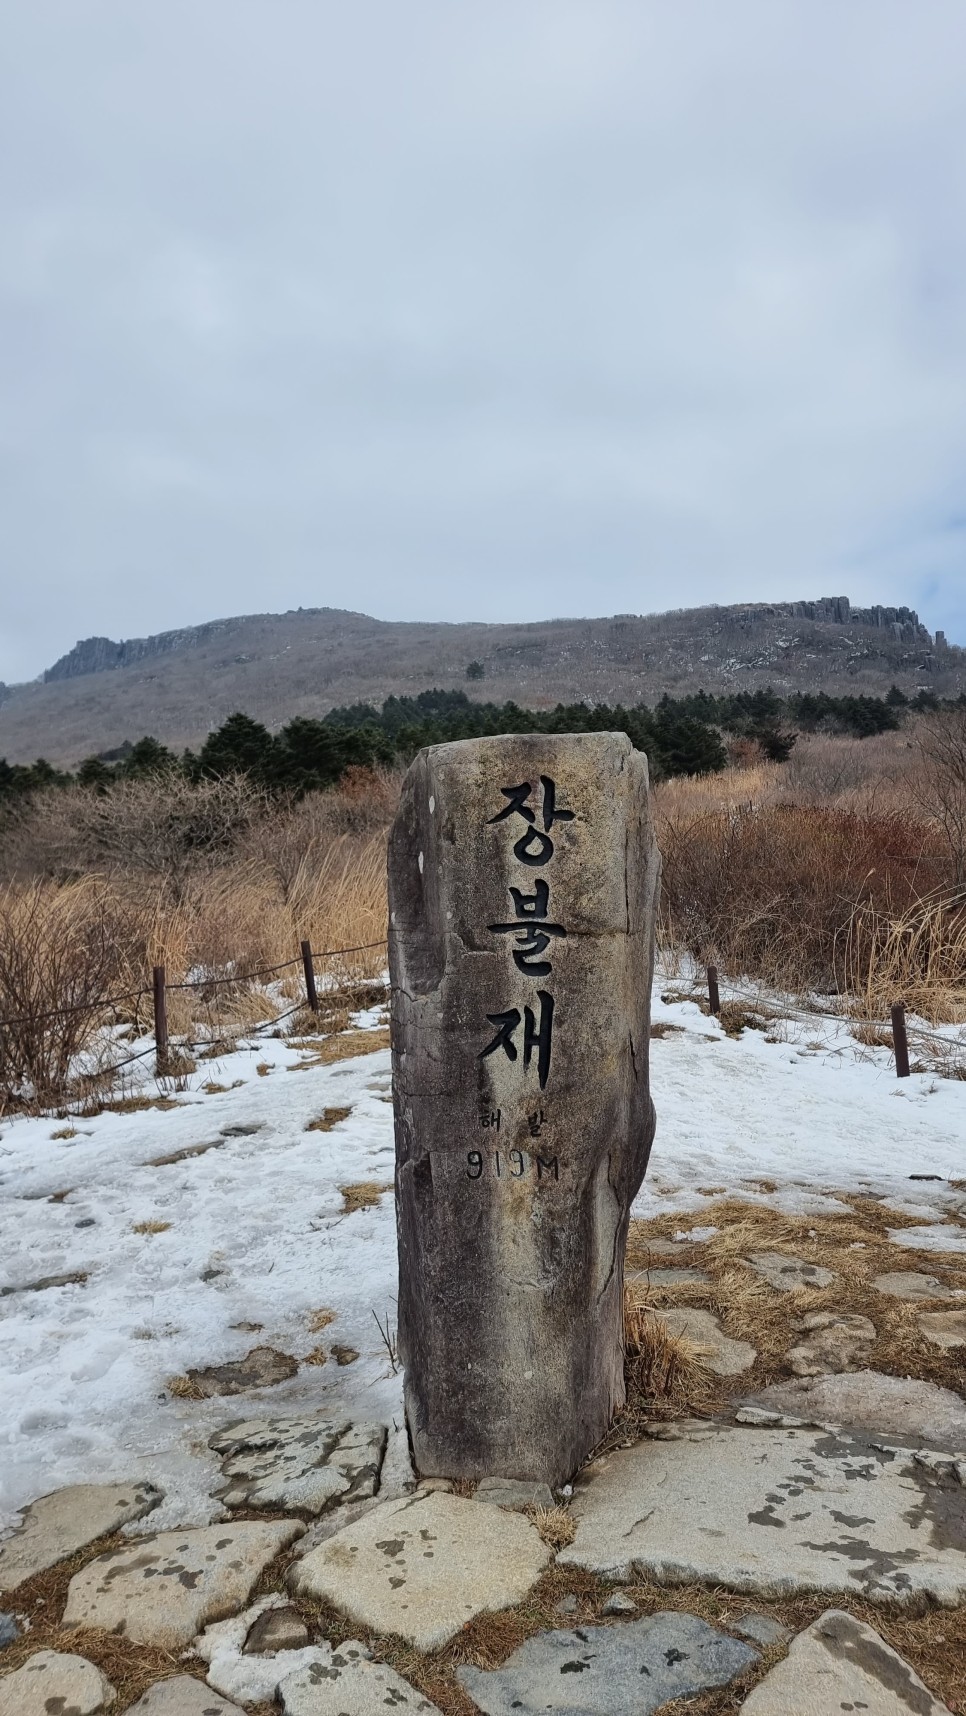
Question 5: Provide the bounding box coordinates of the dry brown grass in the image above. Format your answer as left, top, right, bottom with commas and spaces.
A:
302, 1344, 328, 1366
305, 1106, 353, 1132
308, 1307, 337, 1332
528, 1505, 576, 1548
290, 1027, 391, 1069
131, 1219, 171, 1234
164, 1373, 208, 1400
340, 1180, 392, 1213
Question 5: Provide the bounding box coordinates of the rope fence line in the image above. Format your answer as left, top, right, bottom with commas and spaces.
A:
0, 939, 389, 1032
693, 962, 965, 1079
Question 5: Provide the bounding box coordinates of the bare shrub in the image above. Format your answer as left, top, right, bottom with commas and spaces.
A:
661, 802, 950, 994
914, 708, 966, 883
0, 878, 144, 1110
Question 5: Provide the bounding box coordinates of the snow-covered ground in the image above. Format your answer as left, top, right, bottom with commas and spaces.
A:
0, 979, 962, 1534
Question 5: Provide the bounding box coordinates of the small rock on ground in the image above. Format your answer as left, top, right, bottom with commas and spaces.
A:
186, 1345, 299, 1396
919, 1311, 966, 1349
731, 1613, 792, 1648
280, 1649, 442, 1716
558, 1423, 966, 1603
873, 1272, 965, 1302
473, 1477, 555, 1509
738, 1608, 951, 1713
196, 1596, 335, 1705
0, 1649, 115, 1716
554, 1594, 578, 1614
649, 1307, 756, 1375
786, 1312, 876, 1377
209, 1413, 387, 1514
458, 1613, 758, 1716
747, 1252, 836, 1292
0, 1615, 17, 1649
0, 1480, 162, 1592
600, 1591, 637, 1615
125, 1676, 247, 1713
290, 1491, 550, 1652
62, 1518, 304, 1648
245, 1604, 311, 1653
744, 1370, 966, 1454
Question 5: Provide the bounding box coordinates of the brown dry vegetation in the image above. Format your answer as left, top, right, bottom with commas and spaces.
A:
2, 726, 965, 1110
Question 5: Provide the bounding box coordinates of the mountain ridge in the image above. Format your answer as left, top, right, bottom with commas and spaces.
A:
1, 596, 961, 767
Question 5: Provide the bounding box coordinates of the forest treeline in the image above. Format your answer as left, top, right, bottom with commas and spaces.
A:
1, 683, 961, 803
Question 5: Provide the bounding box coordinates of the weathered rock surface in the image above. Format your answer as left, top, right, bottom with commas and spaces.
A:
62, 1519, 304, 1647
196, 1596, 334, 1705
186, 1346, 299, 1396
126, 1679, 247, 1714
0, 1616, 15, 1650
0, 1649, 115, 1716
873, 1271, 965, 1302
732, 1613, 792, 1648
744, 1370, 966, 1453
747, 1253, 836, 1292
600, 1590, 637, 1615
649, 1307, 756, 1375
389, 733, 659, 1485
0, 1480, 162, 1592
457, 1613, 758, 1716
558, 1423, 966, 1603
919, 1311, 966, 1349
209, 1413, 387, 1514
738, 1608, 951, 1713
290, 1491, 551, 1651
473, 1477, 555, 1509
786, 1312, 877, 1377
280, 1650, 442, 1716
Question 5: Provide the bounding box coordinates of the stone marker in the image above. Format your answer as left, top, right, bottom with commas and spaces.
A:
0, 1649, 115, 1716
558, 1423, 966, 1602
389, 733, 659, 1484
62, 1518, 304, 1648
290, 1490, 551, 1651
738, 1608, 952, 1714
0, 1480, 162, 1592
126, 1678, 247, 1715
457, 1613, 758, 1716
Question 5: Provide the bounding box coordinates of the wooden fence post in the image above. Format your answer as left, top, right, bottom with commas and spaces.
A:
891, 1003, 910, 1079
153, 964, 169, 1076
707, 964, 721, 1017
301, 939, 320, 1012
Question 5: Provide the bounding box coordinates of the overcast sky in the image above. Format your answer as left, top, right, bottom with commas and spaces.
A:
2, 1, 965, 682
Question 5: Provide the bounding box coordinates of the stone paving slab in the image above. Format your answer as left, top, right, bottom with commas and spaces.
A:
457, 1613, 758, 1716
0, 1648, 115, 1716
650, 1307, 756, 1375
290, 1491, 551, 1651
209, 1413, 387, 1514
873, 1272, 966, 1302
747, 1253, 836, 1291
62, 1518, 304, 1648
126, 1676, 247, 1713
473, 1478, 555, 1509
743, 1370, 966, 1454
919, 1311, 966, 1350
557, 1423, 966, 1603
280, 1650, 442, 1716
786, 1312, 876, 1377
0, 1480, 162, 1592
737, 1608, 951, 1713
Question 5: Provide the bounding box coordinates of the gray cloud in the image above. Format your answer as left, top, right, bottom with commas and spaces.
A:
2, 0, 965, 681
